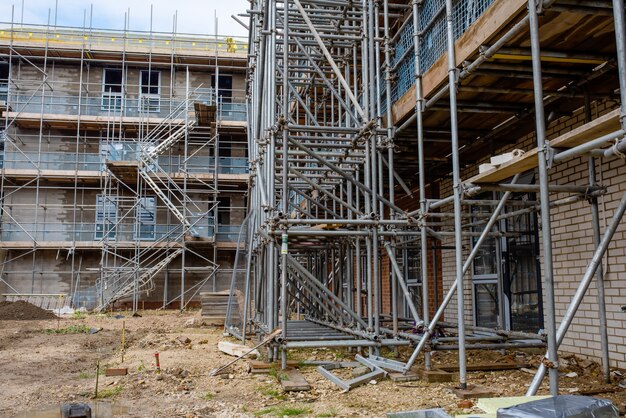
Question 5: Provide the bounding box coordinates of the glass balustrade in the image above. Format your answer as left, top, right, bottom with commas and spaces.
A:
5, 92, 246, 122
1, 150, 248, 174
0, 220, 242, 242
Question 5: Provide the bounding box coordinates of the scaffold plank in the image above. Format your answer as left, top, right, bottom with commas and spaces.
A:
467, 109, 621, 184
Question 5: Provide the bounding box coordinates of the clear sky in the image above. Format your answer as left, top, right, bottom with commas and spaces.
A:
0, 0, 250, 38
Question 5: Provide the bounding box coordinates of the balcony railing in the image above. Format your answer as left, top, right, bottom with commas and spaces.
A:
0, 221, 242, 243
1, 150, 249, 175
0, 24, 248, 56
5, 92, 247, 122
3, 151, 102, 171
215, 225, 243, 242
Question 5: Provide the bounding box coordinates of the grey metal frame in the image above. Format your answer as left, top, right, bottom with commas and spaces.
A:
240, 0, 626, 398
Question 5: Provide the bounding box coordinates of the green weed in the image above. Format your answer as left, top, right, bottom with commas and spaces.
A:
97, 385, 123, 398
257, 385, 286, 400
72, 310, 86, 320
45, 324, 91, 334
254, 406, 311, 417
78, 368, 104, 379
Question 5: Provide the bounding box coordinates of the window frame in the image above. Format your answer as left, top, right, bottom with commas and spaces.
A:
101, 68, 124, 111
95, 194, 118, 240
134, 196, 157, 241
138, 69, 161, 113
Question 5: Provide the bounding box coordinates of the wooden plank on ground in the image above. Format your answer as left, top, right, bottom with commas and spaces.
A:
437, 362, 530, 372
418, 368, 453, 383
209, 329, 281, 376
453, 385, 494, 399
105, 368, 128, 376
218, 341, 260, 358
248, 360, 300, 373
279, 368, 311, 392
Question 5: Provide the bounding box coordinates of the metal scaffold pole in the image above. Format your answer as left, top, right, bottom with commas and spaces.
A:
528, 0, 558, 395
236, 0, 626, 395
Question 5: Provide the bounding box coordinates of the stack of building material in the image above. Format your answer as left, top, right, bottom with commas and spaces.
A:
200, 291, 240, 325
479, 149, 526, 174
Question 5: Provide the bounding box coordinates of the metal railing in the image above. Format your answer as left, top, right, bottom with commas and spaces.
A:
0, 24, 248, 55
0, 221, 243, 242
6, 92, 247, 122
1, 150, 249, 174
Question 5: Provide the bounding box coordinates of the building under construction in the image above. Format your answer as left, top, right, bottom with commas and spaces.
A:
0, 13, 250, 311
236, 0, 626, 396
2, 0, 626, 401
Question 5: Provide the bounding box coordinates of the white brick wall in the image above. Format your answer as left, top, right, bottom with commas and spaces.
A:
434, 99, 626, 367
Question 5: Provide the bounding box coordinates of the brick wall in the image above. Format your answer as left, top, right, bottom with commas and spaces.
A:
431, 98, 626, 367
376, 183, 444, 320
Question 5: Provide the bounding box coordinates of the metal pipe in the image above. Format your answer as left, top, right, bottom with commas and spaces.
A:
585, 92, 611, 384
412, 0, 431, 371
432, 342, 546, 351
553, 129, 625, 162
402, 174, 520, 373
528, 0, 558, 395
279, 0, 290, 370
384, 243, 422, 324
444, 0, 467, 389
612, 0, 626, 129
283, 339, 411, 348
527, 188, 626, 395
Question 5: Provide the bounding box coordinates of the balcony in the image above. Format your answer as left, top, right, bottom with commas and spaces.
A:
3, 92, 247, 125
0, 221, 242, 247
215, 225, 243, 243
1, 151, 249, 177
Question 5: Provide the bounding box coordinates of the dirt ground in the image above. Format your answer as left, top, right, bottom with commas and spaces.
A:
1, 310, 625, 417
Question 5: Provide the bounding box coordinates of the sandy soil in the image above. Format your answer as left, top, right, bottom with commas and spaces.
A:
1, 310, 624, 417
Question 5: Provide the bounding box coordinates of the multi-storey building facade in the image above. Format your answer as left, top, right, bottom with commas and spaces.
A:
0, 22, 249, 310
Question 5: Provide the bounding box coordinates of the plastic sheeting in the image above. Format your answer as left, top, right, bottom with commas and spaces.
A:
387, 408, 451, 418
497, 395, 619, 418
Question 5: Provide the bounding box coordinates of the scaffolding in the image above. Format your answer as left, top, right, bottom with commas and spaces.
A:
0, 7, 250, 311
243, 0, 626, 395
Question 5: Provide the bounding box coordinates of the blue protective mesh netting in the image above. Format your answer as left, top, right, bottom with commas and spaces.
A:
382, 0, 496, 112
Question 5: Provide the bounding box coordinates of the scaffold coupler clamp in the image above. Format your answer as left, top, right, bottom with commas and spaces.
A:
543, 144, 555, 169
277, 115, 287, 130
455, 181, 468, 197
612, 137, 626, 160
359, 120, 376, 140
541, 357, 558, 370
416, 211, 427, 228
